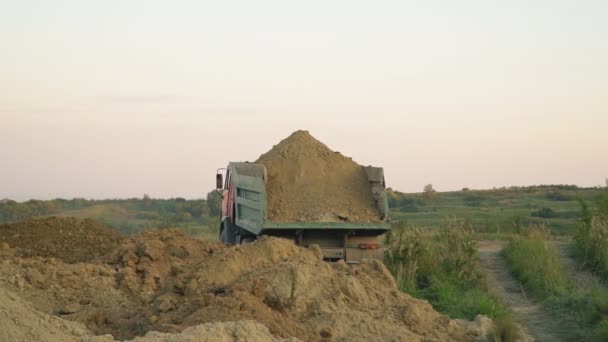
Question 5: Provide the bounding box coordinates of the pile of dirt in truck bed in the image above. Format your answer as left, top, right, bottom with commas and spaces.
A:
0, 217, 124, 263
256, 130, 382, 223
0, 219, 493, 341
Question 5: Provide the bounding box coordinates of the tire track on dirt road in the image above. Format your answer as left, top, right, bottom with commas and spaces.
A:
476, 241, 569, 342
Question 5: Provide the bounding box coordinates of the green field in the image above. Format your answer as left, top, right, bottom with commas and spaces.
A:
0, 195, 221, 239
389, 185, 603, 235
1, 185, 603, 238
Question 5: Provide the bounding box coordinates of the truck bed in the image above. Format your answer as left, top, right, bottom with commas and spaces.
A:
227, 162, 390, 261
230, 162, 389, 232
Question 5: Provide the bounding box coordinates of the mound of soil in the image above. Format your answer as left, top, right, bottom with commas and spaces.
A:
0, 287, 91, 342
105, 229, 223, 300
0, 217, 492, 341
124, 321, 300, 342
141, 236, 491, 341
0, 217, 124, 263
256, 130, 382, 222
0, 286, 293, 342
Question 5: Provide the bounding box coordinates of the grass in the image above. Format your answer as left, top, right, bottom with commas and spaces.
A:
0, 196, 221, 239
3, 185, 600, 238
503, 227, 608, 341
389, 186, 602, 235
574, 195, 608, 280
384, 220, 519, 341
503, 227, 570, 297
57, 203, 220, 238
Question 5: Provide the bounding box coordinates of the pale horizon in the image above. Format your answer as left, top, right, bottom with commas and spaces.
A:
2, 1, 607, 201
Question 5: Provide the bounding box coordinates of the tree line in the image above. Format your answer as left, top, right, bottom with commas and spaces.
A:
0, 191, 222, 224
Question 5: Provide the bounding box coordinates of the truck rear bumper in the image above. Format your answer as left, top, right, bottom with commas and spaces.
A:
309, 233, 384, 263
321, 246, 384, 263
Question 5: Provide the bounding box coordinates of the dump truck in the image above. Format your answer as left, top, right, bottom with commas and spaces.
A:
215, 162, 390, 262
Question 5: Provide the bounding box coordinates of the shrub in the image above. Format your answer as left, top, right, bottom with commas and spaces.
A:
593, 318, 608, 342
546, 191, 573, 202
463, 192, 485, 207
531, 207, 557, 218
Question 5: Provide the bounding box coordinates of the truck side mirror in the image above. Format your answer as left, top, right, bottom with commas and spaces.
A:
216, 173, 223, 190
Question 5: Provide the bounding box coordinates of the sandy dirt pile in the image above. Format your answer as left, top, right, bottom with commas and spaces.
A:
0, 286, 290, 342
0, 217, 123, 263
0, 286, 92, 342
122, 321, 301, 342
1, 218, 492, 341
256, 130, 382, 222
0, 244, 142, 339
104, 229, 222, 301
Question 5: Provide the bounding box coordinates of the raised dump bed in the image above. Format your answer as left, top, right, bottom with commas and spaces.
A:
217, 130, 391, 262
217, 161, 390, 262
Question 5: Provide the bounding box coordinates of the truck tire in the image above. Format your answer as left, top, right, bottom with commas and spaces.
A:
240, 237, 255, 244
221, 219, 239, 244
219, 226, 227, 243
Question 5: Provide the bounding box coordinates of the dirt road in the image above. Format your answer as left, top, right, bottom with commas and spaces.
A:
476, 241, 568, 342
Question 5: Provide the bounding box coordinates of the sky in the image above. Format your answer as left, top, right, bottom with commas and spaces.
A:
1, 0, 607, 200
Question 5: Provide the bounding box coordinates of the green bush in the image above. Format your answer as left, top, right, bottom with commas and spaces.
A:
546, 191, 573, 202
462, 193, 485, 207
592, 318, 608, 342
531, 207, 557, 219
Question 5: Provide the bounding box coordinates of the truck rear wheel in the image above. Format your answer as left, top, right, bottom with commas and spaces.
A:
240, 237, 255, 244
219, 226, 227, 243
220, 219, 239, 244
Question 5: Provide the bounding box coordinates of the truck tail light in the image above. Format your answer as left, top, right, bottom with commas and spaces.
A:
358, 243, 379, 250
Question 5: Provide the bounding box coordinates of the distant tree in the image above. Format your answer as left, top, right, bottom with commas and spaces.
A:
423, 184, 436, 200
531, 207, 557, 218
176, 212, 193, 222
463, 193, 484, 207
143, 194, 152, 209
545, 191, 572, 202
206, 191, 222, 217
398, 196, 419, 212
188, 202, 203, 218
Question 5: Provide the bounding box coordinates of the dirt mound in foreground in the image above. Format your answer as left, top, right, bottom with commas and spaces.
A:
256, 130, 382, 223
0, 285, 294, 342
123, 321, 301, 342
105, 229, 223, 300
0, 221, 492, 341
0, 217, 124, 263
0, 286, 91, 342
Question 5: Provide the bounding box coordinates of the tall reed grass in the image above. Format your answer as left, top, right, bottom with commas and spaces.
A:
575, 203, 608, 280
504, 225, 608, 341
384, 220, 518, 341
